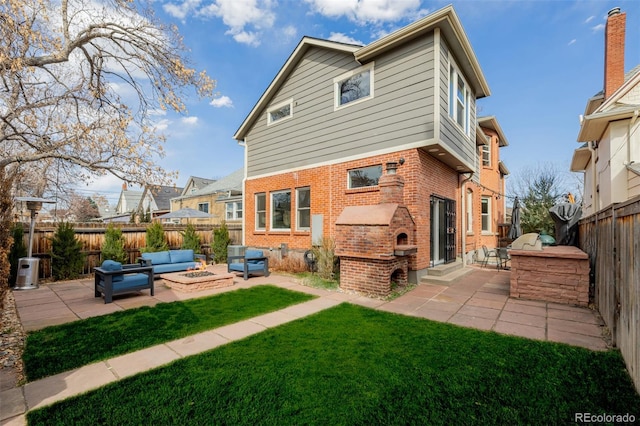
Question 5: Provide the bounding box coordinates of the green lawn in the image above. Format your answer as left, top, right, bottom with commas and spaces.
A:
23, 285, 315, 381
28, 303, 640, 425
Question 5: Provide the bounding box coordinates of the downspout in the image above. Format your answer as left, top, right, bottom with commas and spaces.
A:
460, 172, 474, 267
238, 138, 247, 246
588, 141, 598, 213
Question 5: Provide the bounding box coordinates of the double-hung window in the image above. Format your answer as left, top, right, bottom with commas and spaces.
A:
197, 202, 209, 214
296, 187, 310, 231
334, 63, 374, 109
255, 193, 266, 230
449, 61, 471, 136
226, 201, 243, 220
271, 190, 291, 230
482, 141, 491, 167
481, 196, 491, 233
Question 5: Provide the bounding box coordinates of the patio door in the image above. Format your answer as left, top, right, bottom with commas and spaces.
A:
430, 195, 456, 266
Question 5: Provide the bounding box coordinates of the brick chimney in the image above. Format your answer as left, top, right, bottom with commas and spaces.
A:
378, 162, 405, 205
604, 7, 626, 99
122, 182, 128, 191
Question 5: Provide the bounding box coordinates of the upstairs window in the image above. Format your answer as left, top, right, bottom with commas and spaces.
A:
197, 203, 209, 214
482, 142, 491, 167
448, 62, 471, 136
348, 165, 382, 189
334, 63, 374, 109
226, 201, 242, 220
267, 99, 293, 125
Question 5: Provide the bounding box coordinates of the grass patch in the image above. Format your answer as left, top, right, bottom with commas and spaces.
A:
295, 272, 340, 290
28, 304, 640, 425
23, 285, 314, 382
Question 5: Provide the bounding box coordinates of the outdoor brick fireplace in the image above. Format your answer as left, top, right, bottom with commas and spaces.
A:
335, 162, 417, 297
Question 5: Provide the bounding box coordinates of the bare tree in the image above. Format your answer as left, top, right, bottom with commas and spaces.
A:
0, 0, 215, 295
1, 0, 215, 191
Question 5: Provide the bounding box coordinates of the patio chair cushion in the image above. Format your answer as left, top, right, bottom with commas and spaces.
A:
245, 250, 265, 264
100, 260, 124, 282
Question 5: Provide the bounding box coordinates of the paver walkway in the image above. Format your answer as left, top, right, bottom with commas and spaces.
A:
1, 265, 609, 425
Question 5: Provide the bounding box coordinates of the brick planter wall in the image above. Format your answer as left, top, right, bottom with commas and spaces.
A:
510, 246, 590, 306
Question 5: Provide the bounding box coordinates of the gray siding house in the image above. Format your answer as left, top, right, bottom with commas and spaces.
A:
234, 5, 491, 280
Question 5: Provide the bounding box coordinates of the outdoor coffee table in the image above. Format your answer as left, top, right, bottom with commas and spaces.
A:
161, 267, 235, 292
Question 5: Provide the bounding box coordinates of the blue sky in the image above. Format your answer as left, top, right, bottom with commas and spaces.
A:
83, 0, 640, 205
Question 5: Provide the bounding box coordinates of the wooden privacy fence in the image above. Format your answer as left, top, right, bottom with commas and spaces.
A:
16, 223, 242, 280
579, 196, 640, 393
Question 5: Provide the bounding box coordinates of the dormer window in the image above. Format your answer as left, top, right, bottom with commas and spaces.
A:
334, 63, 374, 109
267, 99, 293, 125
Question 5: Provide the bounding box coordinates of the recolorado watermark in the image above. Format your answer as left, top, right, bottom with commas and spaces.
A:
575, 412, 636, 423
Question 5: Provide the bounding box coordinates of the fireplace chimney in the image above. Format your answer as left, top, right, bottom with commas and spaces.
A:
379, 162, 404, 204
604, 7, 626, 99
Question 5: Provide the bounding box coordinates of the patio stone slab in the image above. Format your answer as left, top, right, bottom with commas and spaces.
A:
278, 298, 341, 318
465, 296, 506, 310
249, 310, 299, 328
24, 362, 117, 410
0, 388, 26, 421
457, 305, 501, 320
449, 313, 495, 331
412, 306, 455, 322
498, 310, 547, 328
493, 321, 546, 341
165, 330, 229, 357
547, 307, 602, 325
547, 329, 609, 351
214, 319, 267, 341
21, 314, 79, 332
107, 345, 181, 379
471, 291, 509, 303
503, 300, 547, 316
547, 318, 603, 337
349, 296, 387, 309
421, 300, 462, 313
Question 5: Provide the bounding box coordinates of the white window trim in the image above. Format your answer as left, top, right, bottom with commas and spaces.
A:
225, 201, 242, 221
267, 98, 293, 125
270, 190, 291, 232
334, 62, 375, 111
448, 58, 471, 137
482, 142, 491, 167
466, 190, 473, 234
481, 196, 491, 234
255, 193, 266, 231
296, 187, 311, 231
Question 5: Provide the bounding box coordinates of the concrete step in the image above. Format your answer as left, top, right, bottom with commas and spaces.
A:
425, 260, 463, 277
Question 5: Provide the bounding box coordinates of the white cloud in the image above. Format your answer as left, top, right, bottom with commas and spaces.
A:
282, 25, 297, 40
154, 118, 170, 131
585, 15, 595, 24
163, 0, 202, 21
199, 0, 276, 46
568, 39, 576, 46
591, 23, 605, 32
210, 95, 234, 108
328, 32, 363, 45
181, 116, 198, 125
304, 0, 422, 23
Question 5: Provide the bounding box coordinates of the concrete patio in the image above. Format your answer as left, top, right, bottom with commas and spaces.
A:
1, 265, 609, 425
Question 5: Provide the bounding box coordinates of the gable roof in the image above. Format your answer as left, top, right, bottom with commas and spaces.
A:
478, 116, 509, 147
173, 168, 244, 200
578, 66, 640, 141
234, 4, 489, 142
116, 190, 142, 214
234, 37, 359, 141
181, 176, 216, 196
142, 185, 183, 211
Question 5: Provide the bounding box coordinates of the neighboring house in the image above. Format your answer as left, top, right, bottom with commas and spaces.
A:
234, 5, 496, 281
169, 168, 244, 225
138, 185, 183, 219
571, 7, 640, 216
181, 176, 217, 197
464, 116, 509, 261
113, 183, 143, 221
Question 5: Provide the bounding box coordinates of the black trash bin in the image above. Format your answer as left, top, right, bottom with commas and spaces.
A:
549, 203, 582, 246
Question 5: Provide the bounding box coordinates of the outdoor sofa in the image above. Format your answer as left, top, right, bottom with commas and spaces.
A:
138, 249, 205, 274
94, 260, 154, 304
